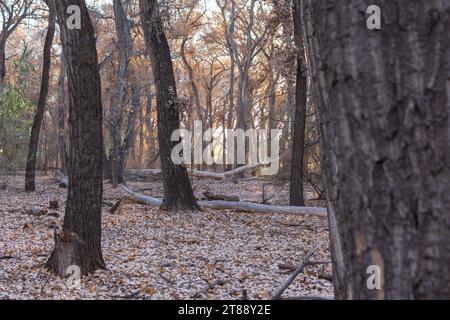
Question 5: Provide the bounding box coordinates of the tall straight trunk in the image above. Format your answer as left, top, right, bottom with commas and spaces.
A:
267, 73, 278, 155
226, 51, 235, 171
180, 37, 203, 123
236, 0, 256, 132
302, 0, 450, 299
25, 0, 56, 192
140, 0, 199, 211
0, 37, 6, 114
46, 0, 105, 276
110, 0, 132, 187
145, 91, 155, 166
289, 0, 307, 206
138, 102, 145, 167
279, 0, 296, 175
57, 55, 68, 175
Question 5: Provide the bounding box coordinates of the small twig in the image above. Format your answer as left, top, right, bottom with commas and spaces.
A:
271, 244, 322, 300
278, 263, 296, 272
0, 255, 16, 260
108, 291, 141, 300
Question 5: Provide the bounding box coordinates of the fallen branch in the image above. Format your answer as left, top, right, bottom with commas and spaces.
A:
0, 255, 16, 260
271, 244, 322, 300
121, 186, 327, 217
318, 273, 333, 282
108, 291, 142, 300
280, 295, 333, 301
203, 191, 240, 202
127, 163, 268, 180
278, 263, 296, 272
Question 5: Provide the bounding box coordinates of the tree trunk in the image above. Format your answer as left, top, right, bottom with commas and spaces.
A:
46, 0, 105, 276
57, 55, 68, 175
0, 37, 6, 114
25, 0, 56, 192
302, 0, 450, 299
145, 90, 156, 167
139, 0, 199, 211
289, 0, 307, 206
180, 37, 203, 123
109, 0, 132, 187
117, 80, 140, 182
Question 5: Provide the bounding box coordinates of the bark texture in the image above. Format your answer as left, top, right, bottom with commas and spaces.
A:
25, 0, 56, 192
139, 0, 199, 211
46, 0, 105, 276
290, 0, 307, 206
301, 0, 450, 299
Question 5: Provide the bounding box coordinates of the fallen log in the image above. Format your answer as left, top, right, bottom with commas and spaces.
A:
203, 191, 240, 202
121, 186, 327, 217
127, 163, 268, 180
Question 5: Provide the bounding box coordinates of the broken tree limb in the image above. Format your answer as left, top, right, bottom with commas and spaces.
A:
203, 191, 240, 202
271, 244, 322, 300
127, 163, 268, 180
120, 186, 327, 217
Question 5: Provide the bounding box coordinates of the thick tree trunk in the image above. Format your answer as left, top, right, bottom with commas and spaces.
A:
289, 0, 307, 206
139, 0, 199, 211
25, 0, 56, 192
302, 0, 450, 299
46, 0, 105, 276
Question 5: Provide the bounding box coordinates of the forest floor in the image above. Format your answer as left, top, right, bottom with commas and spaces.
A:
0, 174, 333, 300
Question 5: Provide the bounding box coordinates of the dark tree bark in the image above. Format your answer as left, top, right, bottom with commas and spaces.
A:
301, 0, 450, 299
139, 0, 199, 211
0, 36, 6, 105
57, 55, 68, 175
46, 0, 105, 276
289, 0, 307, 206
25, 0, 56, 192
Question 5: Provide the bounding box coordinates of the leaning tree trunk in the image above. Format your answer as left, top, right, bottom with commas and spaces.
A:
289, 0, 307, 206
46, 0, 106, 276
140, 0, 199, 211
301, 0, 450, 299
24, 0, 56, 192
